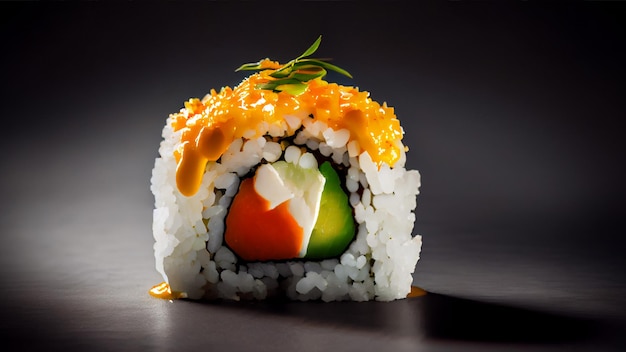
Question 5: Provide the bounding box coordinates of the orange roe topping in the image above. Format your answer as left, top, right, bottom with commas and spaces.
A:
258, 58, 282, 70
170, 70, 404, 197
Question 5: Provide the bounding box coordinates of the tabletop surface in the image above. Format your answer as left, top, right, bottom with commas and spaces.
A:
1, 2, 625, 351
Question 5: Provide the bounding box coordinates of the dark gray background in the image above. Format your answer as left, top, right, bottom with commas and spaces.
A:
1, 2, 625, 351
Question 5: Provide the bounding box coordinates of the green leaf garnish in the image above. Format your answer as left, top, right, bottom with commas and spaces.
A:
235, 35, 352, 95
235, 61, 266, 72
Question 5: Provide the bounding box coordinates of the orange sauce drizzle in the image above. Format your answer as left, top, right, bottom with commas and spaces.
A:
170, 63, 404, 196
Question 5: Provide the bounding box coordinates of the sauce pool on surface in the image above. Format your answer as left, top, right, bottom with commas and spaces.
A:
407, 285, 427, 298
149, 282, 187, 300
170, 66, 404, 197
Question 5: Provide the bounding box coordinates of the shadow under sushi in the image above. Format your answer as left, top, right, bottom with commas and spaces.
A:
418, 292, 602, 344
203, 291, 607, 345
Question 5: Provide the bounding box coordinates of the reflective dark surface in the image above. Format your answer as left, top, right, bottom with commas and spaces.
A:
1, 2, 625, 351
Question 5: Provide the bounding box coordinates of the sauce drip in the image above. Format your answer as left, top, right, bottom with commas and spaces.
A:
149, 282, 186, 300
170, 67, 404, 196
407, 285, 427, 298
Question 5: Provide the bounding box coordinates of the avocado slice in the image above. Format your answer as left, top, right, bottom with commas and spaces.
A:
305, 161, 355, 259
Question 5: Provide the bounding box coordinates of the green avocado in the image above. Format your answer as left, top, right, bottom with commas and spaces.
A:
305, 161, 355, 259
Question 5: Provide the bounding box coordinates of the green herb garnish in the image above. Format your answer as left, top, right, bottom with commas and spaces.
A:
235, 35, 352, 95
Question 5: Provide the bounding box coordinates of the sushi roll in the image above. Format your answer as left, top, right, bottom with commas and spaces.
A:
149, 36, 422, 302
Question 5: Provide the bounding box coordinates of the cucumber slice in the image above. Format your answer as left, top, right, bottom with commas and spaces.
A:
305, 161, 355, 259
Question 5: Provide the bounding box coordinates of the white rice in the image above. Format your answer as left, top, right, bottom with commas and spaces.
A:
150, 111, 422, 302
